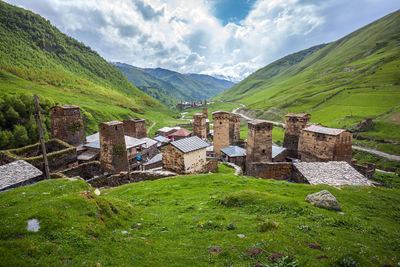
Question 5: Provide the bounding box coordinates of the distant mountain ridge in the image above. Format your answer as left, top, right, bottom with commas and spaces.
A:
112, 62, 234, 105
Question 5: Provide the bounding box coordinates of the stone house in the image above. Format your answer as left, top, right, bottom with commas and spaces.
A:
283, 113, 311, 158
156, 127, 181, 137
144, 153, 163, 170
220, 145, 246, 170
168, 128, 192, 141
154, 135, 170, 148
161, 136, 209, 174
298, 125, 353, 162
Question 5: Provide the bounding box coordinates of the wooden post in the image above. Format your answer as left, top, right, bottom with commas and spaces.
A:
34, 94, 50, 179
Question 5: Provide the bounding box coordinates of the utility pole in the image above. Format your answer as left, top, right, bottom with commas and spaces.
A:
34, 94, 50, 179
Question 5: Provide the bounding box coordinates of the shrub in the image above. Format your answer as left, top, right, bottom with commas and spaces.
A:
259, 220, 279, 232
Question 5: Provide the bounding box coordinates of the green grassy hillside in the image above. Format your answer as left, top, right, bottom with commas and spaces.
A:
1, 169, 399, 266
215, 10, 400, 154
0, 1, 179, 149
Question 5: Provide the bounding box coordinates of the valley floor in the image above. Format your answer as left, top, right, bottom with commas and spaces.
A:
1, 165, 399, 266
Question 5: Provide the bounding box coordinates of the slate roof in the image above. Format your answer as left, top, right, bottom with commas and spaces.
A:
221, 146, 246, 157
154, 136, 169, 143
272, 145, 286, 159
157, 126, 180, 133
144, 153, 162, 166
170, 136, 210, 153
140, 137, 157, 148
0, 160, 43, 191
303, 125, 346, 135
293, 161, 372, 186
84, 133, 145, 149
169, 128, 192, 137
285, 113, 309, 117
77, 150, 99, 161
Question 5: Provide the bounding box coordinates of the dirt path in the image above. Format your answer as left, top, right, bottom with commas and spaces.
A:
231, 104, 285, 127
147, 120, 156, 134
225, 162, 242, 176
353, 146, 400, 162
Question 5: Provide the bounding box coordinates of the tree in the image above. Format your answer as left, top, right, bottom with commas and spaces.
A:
13, 125, 29, 148
0, 130, 13, 149
5, 106, 19, 125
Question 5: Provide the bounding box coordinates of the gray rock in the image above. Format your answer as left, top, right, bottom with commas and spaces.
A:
306, 190, 340, 210
27, 219, 40, 232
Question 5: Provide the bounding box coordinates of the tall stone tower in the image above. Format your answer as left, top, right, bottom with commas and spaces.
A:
99, 121, 129, 174
212, 111, 230, 155
246, 120, 272, 163
123, 118, 147, 139
51, 105, 85, 146
193, 113, 207, 139
283, 113, 311, 158
229, 114, 241, 145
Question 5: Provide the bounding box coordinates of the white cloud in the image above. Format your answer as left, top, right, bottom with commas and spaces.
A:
5, 0, 399, 82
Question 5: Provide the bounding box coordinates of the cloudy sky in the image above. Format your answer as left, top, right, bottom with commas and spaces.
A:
6, 0, 400, 82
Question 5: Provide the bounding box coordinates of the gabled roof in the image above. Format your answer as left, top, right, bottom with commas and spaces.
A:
154, 135, 169, 143
140, 137, 157, 148
84, 133, 145, 149
169, 128, 192, 137
170, 136, 209, 153
293, 161, 372, 186
157, 126, 180, 133
0, 160, 43, 191
303, 125, 347, 135
221, 146, 246, 157
272, 145, 286, 159
144, 153, 162, 166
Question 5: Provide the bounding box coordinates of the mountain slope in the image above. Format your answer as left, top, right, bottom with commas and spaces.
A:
0, 1, 177, 149
184, 73, 235, 90
142, 67, 227, 101
215, 9, 400, 153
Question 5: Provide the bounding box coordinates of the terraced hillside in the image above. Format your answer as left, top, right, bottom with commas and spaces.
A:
0, 1, 178, 149
215, 10, 400, 154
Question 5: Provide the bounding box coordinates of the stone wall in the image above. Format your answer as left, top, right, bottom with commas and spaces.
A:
212, 111, 230, 155
205, 157, 218, 172
351, 159, 376, 178
229, 114, 241, 145
193, 113, 207, 139
61, 161, 103, 180
51, 105, 85, 146
246, 120, 272, 163
161, 144, 184, 173
99, 121, 130, 174
123, 118, 147, 139
0, 139, 77, 172
283, 113, 310, 158
246, 162, 294, 181
183, 149, 207, 174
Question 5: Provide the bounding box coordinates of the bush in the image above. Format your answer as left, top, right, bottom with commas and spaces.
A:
259, 220, 279, 232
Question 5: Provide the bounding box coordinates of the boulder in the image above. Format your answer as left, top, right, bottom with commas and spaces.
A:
306, 190, 340, 210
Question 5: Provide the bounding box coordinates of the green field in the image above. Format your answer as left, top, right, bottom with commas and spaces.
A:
1, 169, 399, 266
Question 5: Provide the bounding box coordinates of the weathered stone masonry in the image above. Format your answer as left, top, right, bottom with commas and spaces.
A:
229, 114, 241, 145
193, 113, 207, 139
51, 105, 85, 146
123, 118, 147, 139
212, 111, 230, 155
283, 113, 311, 158
99, 121, 129, 174
246, 120, 272, 163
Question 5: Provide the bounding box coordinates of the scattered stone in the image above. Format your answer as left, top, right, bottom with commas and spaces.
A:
268, 252, 284, 262
337, 211, 345, 215
27, 219, 40, 232
208, 247, 222, 254
254, 262, 263, 267
316, 255, 329, 259
121, 230, 129, 234
306, 190, 340, 210
308, 243, 323, 250
94, 188, 101, 196
245, 248, 263, 256
237, 234, 246, 238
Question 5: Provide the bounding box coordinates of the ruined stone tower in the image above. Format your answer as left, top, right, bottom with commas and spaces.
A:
283, 113, 311, 158
193, 113, 207, 139
203, 107, 210, 136
99, 121, 129, 174
229, 114, 241, 145
51, 105, 85, 146
123, 118, 147, 139
212, 111, 230, 155
246, 120, 273, 163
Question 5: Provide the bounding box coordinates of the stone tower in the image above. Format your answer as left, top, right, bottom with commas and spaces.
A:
99, 121, 129, 174
283, 113, 311, 158
246, 120, 273, 163
193, 113, 207, 139
123, 118, 147, 139
51, 105, 85, 146
212, 111, 230, 155
229, 114, 241, 145
203, 107, 210, 136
